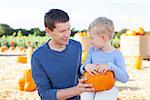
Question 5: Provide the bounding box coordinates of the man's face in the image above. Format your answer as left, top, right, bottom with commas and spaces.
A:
48, 21, 71, 45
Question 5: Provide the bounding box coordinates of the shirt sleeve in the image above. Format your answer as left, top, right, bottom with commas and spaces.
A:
80, 46, 93, 74
31, 53, 57, 100
107, 51, 129, 83
78, 43, 83, 78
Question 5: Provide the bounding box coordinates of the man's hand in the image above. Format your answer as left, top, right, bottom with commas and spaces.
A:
57, 77, 95, 100
75, 78, 95, 94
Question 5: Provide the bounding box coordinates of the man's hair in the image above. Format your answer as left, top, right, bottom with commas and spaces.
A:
44, 9, 69, 31
89, 17, 114, 39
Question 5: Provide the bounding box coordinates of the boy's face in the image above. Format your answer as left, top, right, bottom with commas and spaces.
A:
89, 31, 109, 49
46, 21, 71, 45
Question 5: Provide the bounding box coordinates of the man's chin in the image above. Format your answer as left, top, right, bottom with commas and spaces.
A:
65, 41, 69, 45
61, 40, 69, 45
64, 39, 69, 44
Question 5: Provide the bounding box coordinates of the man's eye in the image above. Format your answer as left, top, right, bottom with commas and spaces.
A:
60, 30, 66, 33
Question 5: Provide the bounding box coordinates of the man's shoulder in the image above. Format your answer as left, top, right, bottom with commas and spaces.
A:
32, 43, 47, 57
69, 39, 81, 48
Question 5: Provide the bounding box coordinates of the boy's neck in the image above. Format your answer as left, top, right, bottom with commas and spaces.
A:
48, 40, 66, 51
100, 42, 115, 52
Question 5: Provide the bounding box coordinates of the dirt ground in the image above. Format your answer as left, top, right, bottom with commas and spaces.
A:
0, 56, 150, 100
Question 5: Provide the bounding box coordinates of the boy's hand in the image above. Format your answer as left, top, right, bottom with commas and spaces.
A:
97, 64, 109, 74
84, 64, 99, 76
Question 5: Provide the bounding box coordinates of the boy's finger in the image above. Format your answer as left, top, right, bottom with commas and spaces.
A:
92, 70, 99, 75
87, 71, 94, 76
101, 67, 106, 73
103, 69, 108, 74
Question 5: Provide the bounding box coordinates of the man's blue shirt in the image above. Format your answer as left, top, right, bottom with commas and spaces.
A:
31, 39, 82, 100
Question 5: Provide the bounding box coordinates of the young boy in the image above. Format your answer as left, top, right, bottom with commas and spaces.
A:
80, 17, 129, 100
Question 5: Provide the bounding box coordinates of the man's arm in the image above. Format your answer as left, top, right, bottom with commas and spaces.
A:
57, 78, 95, 100
31, 53, 95, 100
31, 54, 57, 100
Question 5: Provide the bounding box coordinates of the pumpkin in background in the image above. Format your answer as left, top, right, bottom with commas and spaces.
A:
24, 80, 36, 91
125, 30, 137, 36
84, 71, 115, 91
82, 51, 88, 63
23, 69, 32, 82
136, 27, 145, 35
18, 46, 25, 51
18, 78, 25, 91
134, 56, 142, 69
17, 69, 36, 92
17, 56, 27, 63
15, 46, 25, 52
9, 46, 15, 51
0, 46, 8, 52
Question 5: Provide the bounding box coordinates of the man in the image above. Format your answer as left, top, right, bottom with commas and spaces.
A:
31, 9, 94, 100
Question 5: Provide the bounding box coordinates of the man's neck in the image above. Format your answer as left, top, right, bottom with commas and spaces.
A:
48, 40, 66, 52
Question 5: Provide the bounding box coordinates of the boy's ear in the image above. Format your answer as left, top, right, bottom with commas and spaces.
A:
100, 35, 107, 41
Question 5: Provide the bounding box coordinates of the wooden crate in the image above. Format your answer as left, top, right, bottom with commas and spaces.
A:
120, 35, 150, 58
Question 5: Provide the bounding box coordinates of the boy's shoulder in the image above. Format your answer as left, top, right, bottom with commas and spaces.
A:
114, 49, 123, 55
112, 49, 124, 58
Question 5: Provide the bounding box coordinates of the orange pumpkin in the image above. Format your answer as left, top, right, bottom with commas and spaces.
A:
23, 69, 32, 82
0, 46, 8, 52
18, 78, 25, 91
136, 27, 145, 35
17, 56, 27, 63
134, 56, 142, 69
18, 69, 36, 92
18, 47, 25, 51
9, 46, 15, 51
84, 71, 115, 91
24, 79, 36, 92
10, 41, 14, 46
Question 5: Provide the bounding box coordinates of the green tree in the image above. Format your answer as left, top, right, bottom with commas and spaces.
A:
0, 24, 14, 36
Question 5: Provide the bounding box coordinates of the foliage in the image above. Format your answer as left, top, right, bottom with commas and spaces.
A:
0, 24, 14, 36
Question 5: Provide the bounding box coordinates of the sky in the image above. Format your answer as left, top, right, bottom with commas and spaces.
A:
0, 0, 149, 31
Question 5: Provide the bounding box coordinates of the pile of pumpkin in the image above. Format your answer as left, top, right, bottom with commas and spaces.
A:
17, 47, 33, 63
17, 69, 36, 92
123, 27, 145, 36
0, 40, 26, 52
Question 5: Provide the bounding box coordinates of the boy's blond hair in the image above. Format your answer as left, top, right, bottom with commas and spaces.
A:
89, 17, 114, 39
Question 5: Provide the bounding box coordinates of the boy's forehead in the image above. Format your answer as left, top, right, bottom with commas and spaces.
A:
89, 27, 101, 36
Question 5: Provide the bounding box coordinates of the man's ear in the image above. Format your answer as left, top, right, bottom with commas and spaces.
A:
45, 27, 53, 34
